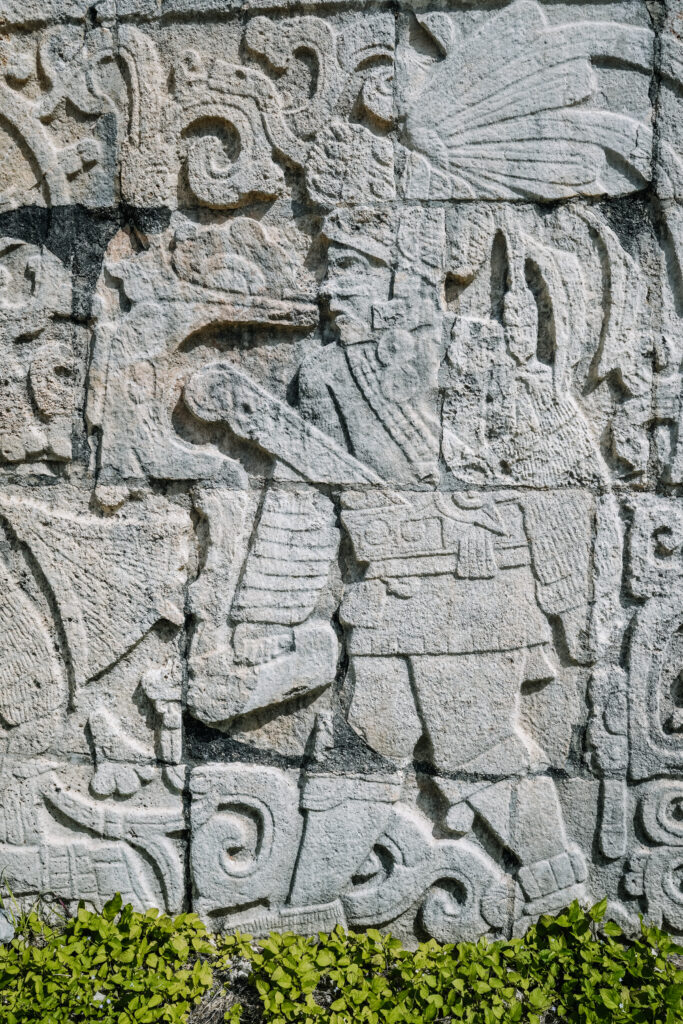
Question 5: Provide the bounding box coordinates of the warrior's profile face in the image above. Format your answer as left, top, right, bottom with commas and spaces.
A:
320, 242, 391, 344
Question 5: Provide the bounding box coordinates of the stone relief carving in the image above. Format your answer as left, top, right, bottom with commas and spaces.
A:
0, 25, 117, 210
0, 239, 81, 464
187, 484, 340, 728
0, 488, 191, 912
397, 1, 653, 201
0, 0, 681, 943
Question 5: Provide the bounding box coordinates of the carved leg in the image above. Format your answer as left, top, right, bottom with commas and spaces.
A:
288, 772, 404, 906
410, 652, 586, 913
409, 651, 534, 777
289, 656, 421, 907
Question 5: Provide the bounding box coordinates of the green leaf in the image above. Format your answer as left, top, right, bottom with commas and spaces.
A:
600, 988, 620, 1009
589, 898, 608, 923
4, 892, 683, 1024
102, 894, 123, 923
665, 983, 683, 1007
603, 920, 622, 938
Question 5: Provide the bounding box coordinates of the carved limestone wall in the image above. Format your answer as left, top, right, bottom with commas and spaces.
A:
0, 0, 681, 943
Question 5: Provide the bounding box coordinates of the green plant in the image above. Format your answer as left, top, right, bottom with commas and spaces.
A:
217, 901, 683, 1024
0, 896, 681, 1023
0, 893, 214, 1023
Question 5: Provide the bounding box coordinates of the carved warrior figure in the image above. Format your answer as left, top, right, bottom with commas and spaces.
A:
297, 207, 443, 487
184, 206, 619, 932
290, 214, 601, 925
0, 0, 672, 939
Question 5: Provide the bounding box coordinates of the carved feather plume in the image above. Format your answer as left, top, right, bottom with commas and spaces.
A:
402, 0, 652, 200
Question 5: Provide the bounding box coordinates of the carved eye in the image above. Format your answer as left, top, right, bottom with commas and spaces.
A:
351, 845, 391, 886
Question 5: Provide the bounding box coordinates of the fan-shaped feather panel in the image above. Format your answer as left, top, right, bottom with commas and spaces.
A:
401, 0, 653, 200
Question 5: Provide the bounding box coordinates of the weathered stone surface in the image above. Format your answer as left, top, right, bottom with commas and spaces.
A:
396, 2, 653, 201
0, 0, 681, 943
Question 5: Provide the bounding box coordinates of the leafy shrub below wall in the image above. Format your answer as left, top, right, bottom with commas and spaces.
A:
0, 896, 681, 1023
0, 894, 214, 1024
